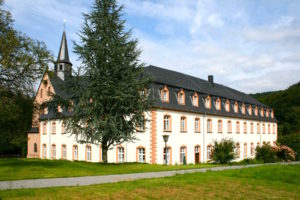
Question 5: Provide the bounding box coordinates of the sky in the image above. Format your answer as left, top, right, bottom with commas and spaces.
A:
4, 0, 300, 93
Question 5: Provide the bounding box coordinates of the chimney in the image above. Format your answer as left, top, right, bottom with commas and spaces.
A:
208, 75, 214, 86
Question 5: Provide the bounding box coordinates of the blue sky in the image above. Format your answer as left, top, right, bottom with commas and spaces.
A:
4, 0, 300, 93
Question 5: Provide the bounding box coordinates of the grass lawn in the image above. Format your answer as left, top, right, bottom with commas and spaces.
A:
0, 164, 299, 199
0, 158, 220, 181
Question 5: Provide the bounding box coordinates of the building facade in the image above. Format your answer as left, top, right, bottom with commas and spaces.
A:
27, 32, 277, 164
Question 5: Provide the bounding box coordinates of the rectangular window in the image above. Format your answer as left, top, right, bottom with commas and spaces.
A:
180, 147, 186, 164
163, 148, 170, 164
207, 119, 212, 133
163, 115, 171, 131
86, 146, 91, 161
52, 145, 56, 158
257, 123, 260, 134
236, 143, 240, 158
43, 122, 47, 135
250, 143, 254, 156
43, 144, 47, 158
118, 147, 124, 163
193, 95, 198, 107
52, 122, 56, 134
243, 143, 247, 158
207, 146, 212, 160
236, 122, 240, 133
73, 146, 78, 160
194, 118, 200, 132
243, 122, 247, 134
180, 117, 186, 132
138, 148, 145, 163
62, 145, 66, 159
227, 121, 232, 133
218, 120, 222, 133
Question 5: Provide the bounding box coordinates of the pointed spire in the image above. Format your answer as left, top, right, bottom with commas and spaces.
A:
56, 31, 72, 65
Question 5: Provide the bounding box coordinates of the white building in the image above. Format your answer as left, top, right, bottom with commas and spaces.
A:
27, 31, 277, 164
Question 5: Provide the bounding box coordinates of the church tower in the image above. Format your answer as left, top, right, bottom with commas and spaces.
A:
54, 31, 72, 80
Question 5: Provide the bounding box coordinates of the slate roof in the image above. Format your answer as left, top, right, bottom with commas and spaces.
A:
56, 31, 72, 65
40, 65, 276, 122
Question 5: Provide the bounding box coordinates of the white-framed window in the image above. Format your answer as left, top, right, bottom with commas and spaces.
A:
257, 123, 260, 134
205, 96, 211, 109
216, 99, 221, 110
218, 120, 222, 133
43, 144, 47, 158
243, 122, 247, 134
138, 148, 145, 163
163, 115, 171, 131
52, 122, 56, 134
118, 147, 125, 163
225, 100, 230, 112
207, 119, 212, 133
207, 145, 212, 160
236, 121, 240, 133
163, 147, 171, 164
227, 121, 232, 133
243, 143, 247, 158
250, 143, 254, 156
234, 102, 238, 113
194, 118, 200, 132
73, 145, 78, 160
178, 92, 184, 104
86, 146, 91, 161
180, 147, 187, 164
250, 123, 254, 134
43, 122, 47, 135
192, 94, 198, 107
62, 145, 66, 159
236, 143, 240, 158
180, 117, 186, 132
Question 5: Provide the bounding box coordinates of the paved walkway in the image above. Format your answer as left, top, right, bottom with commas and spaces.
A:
1, 162, 299, 190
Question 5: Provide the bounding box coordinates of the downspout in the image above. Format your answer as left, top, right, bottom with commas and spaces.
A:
202, 112, 206, 163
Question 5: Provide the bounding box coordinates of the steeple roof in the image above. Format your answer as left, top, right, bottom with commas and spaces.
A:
56, 31, 72, 65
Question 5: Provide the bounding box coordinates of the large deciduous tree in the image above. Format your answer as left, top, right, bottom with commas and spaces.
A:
62, 0, 151, 163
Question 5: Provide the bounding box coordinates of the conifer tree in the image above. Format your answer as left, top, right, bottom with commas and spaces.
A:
63, 0, 151, 163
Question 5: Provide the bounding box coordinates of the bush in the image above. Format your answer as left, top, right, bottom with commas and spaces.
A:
255, 144, 277, 163
278, 133, 300, 161
239, 158, 262, 165
211, 139, 235, 164
274, 145, 296, 162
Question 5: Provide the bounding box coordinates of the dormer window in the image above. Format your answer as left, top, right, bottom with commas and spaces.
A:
248, 105, 252, 115
160, 86, 169, 103
215, 98, 221, 110
177, 89, 185, 105
58, 105, 62, 113
139, 88, 148, 97
241, 104, 246, 114
225, 100, 230, 112
260, 108, 264, 117
234, 102, 238, 113
266, 109, 269, 117
255, 107, 258, 116
205, 96, 211, 109
192, 92, 198, 107
271, 110, 274, 118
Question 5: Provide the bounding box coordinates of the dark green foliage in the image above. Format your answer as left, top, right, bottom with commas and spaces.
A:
0, 0, 51, 156
238, 158, 262, 165
211, 139, 236, 164
250, 81, 300, 160
255, 144, 277, 163
55, 0, 152, 162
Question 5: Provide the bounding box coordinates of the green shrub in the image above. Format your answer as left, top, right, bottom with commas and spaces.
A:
255, 144, 277, 163
211, 139, 235, 164
274, 145, 296, 161
239, 158, 262, 165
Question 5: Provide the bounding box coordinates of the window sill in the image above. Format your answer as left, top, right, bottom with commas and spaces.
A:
218, 132, 223, 134
163, 130, 172, 132
51, 133, 56, 135
228, 132, 232, 134
194, 131, 201, 133
207, 131, 213, 133
180, 131, 187, 133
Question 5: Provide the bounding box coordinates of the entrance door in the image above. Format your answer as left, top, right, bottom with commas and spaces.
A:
195, 146, 200, 164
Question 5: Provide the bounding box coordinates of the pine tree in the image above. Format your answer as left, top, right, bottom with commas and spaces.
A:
63, 0, 151, 163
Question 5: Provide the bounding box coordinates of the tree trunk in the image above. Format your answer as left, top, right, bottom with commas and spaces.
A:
102, 144, 108, 163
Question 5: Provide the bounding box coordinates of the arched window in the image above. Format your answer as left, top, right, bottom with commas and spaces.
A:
273, 124, 276, 134
34, 143, 38, 153
161, 86, 169, 102
163, 146, 172, 165
136, 115, 145, 132
243, 143, 247, 158
257, 123, 260, 134
268, 124, 271, 134
163, 115, 171, 132
180, 146, 187, 164
137, 147, 145, 163
86, 145, 92, 161
207, 119, 212, 133
243, 122, 247, 134
236, 143, 240, 158
266, 110, 269, 117
234, 102, 239, 113
227, 121, 232, 133
194, 145, 200, 164
52, 122, 56, 134
218, 120, 223, 133
61, 122, 66, 134
51, 144, 56, 159
236, 121, 240, 133
255, 107, 258, 116
250, 123, 254, 134
205, 96, 211, 109
216, 98, 221, 110
262, 123, 265, 134
180, 116, 187, 132
261, 108, 264, 117
194, 118, 200, 133
192, 92, 198, 107
271, 110, 274, 118
241, 104, 246, 114
117, 146, 124, 163
177, 89, 185, 105
225, 100, 230, 112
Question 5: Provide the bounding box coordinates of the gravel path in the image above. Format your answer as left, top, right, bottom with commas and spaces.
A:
0, 162, 299, 190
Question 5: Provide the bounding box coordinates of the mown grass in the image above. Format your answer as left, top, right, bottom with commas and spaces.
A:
0, 164, 299, 199
0, 158, 220, 181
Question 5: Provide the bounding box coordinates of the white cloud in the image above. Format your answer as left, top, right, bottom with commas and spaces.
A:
207, 13, 224, 27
